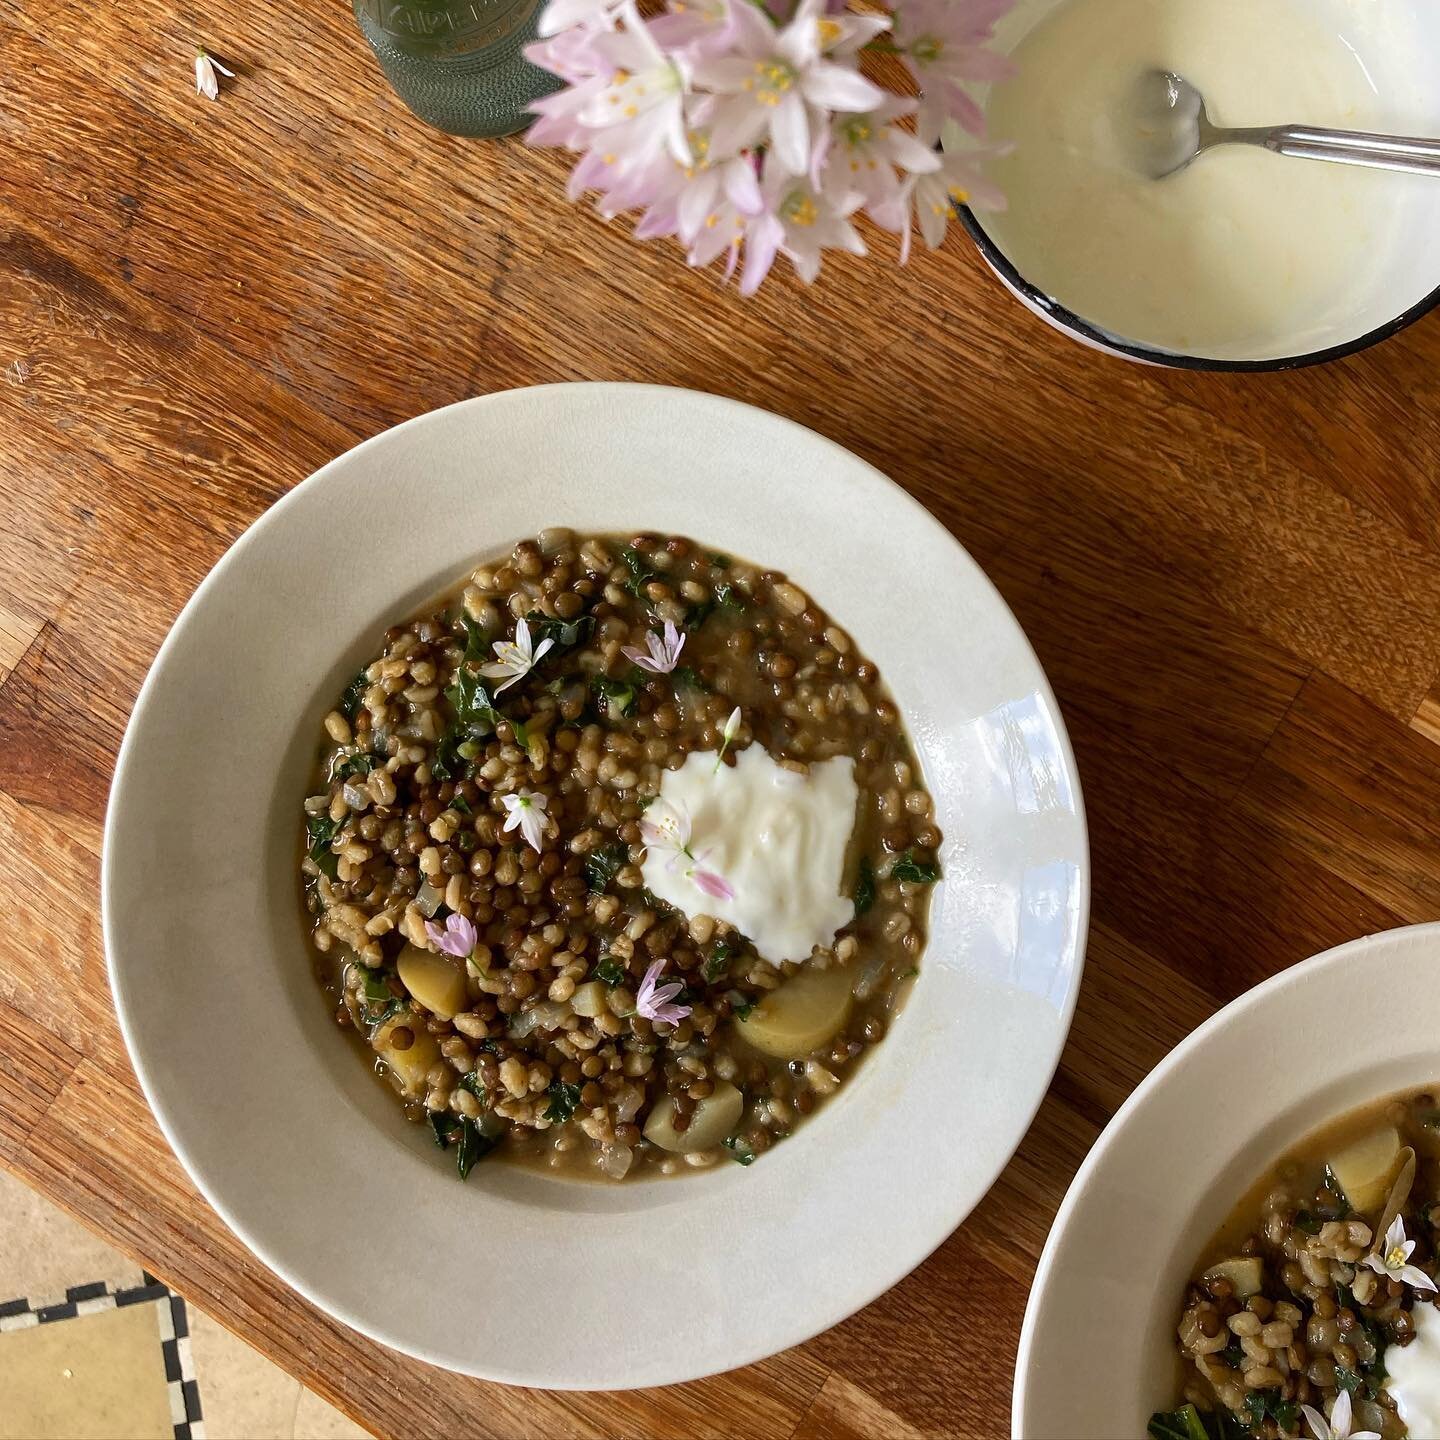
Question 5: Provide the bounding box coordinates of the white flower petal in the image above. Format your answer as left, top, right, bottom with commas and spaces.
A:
882, 125, 943, 174
691, 56, 757, 93
1331, 1389, 1354, 1440
195, 54, 219, 100
723, 157, 763, 214
1401, 1263, 1438, 1293
770, 91, 810, 176
800, 61, 885, 114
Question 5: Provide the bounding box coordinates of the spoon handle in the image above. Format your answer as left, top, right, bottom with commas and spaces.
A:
1266, 125, 1440, 177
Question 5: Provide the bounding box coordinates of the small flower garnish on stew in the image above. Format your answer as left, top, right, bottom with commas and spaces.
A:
500, 789, 550, 853
621, 618, 686, 674
635, 958, 691, 1026
479, 617, 554, 694
1299, 1389, 1380, 1440
425, 912, 477, 959
713, 705, 742, 773
640, 798, 734, 901
1365, 1214, 1438, 1293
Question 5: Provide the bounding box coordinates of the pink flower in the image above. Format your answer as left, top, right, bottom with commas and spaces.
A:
425, 912, 477, 958
886, 139, 1007, 261
1299, 1389, 1380, 1440
740, 172, 863, 294
692, 0, 884, 178
194, 48, 235, 102
649, 0, 737, 58
538, 0, 621, 38
636, 957, 692, 1025
1365, 1215, 1438, 1295
622, 618, 687, 673
712, 704, 743, 768
689, 866, 735, 901
525, 0, 1012, 294
577, 4, 692, 169
824, 96, 939, 215
641, 796, 693, 856
893, 0, 1015, 140
640, 798, 736, 902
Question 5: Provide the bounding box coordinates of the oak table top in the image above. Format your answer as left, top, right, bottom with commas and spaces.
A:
5, 3, 1440, 1436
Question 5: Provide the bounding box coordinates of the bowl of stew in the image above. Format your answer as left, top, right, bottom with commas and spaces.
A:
1015, 923, 1440, 1440
105, 383, 1089, 1386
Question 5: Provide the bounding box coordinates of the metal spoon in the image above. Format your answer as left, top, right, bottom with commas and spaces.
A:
1136, 69, 1440, 180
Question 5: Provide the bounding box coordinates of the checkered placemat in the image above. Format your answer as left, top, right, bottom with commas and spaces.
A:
0, 1272, 204, 1439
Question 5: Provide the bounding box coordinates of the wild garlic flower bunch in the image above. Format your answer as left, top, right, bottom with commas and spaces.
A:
525, 0, 1011, 293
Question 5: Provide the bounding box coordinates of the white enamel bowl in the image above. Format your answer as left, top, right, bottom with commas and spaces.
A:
1015, 923, 1440, 1437
962, 0, 1440, 370
104, 383, 1088, 1387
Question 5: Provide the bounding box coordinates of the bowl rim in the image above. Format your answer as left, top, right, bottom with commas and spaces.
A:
959, 206, 1440, 373
1011, 920, 1440, 1434
102, 382, 1093, 1387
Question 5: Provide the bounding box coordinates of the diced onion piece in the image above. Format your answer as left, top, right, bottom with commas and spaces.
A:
415, 880, 444, 918
598, 1143, 634, 1179
570, 980, 608, 1018
508, 1000, 572, 1038
615, 1084, 644, 1123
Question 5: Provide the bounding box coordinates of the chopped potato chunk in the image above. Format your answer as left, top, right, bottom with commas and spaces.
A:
1203, 1257, 1264, 1298
644, 1082, 744, 1153
396, 943, 467, 1020
1328, 1126, 1402, 1213
736, 963, 854, 1059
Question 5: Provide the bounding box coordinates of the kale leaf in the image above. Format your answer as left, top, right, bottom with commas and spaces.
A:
853, 857, 876, 916
584, 843, 628, 893
891, 851, 941, 885
543, 1081, 582, 1124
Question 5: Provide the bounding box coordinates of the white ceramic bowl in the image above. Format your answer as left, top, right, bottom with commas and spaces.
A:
1014, 923, 1440, 1437
104, 383, 1089, 1387
962, 0, 1440, 370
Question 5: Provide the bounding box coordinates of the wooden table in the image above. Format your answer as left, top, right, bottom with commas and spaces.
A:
3, 3, 1440, 1435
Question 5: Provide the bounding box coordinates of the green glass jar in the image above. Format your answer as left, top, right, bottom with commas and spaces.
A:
353, 0, 562, 139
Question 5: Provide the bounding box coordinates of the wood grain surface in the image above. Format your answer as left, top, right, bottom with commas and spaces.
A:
2, 3, 1439, 1436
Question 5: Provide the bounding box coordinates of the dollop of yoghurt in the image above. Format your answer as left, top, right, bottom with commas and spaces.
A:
1386, 1297, 1440, 1436
640, 744, 859, 966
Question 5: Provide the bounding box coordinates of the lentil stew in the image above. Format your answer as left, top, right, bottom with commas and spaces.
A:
1151, 1088, 1440, 1440
299, 529, 942, 1182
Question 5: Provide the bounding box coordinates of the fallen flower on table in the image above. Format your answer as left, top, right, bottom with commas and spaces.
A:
195, 48, 235, 101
